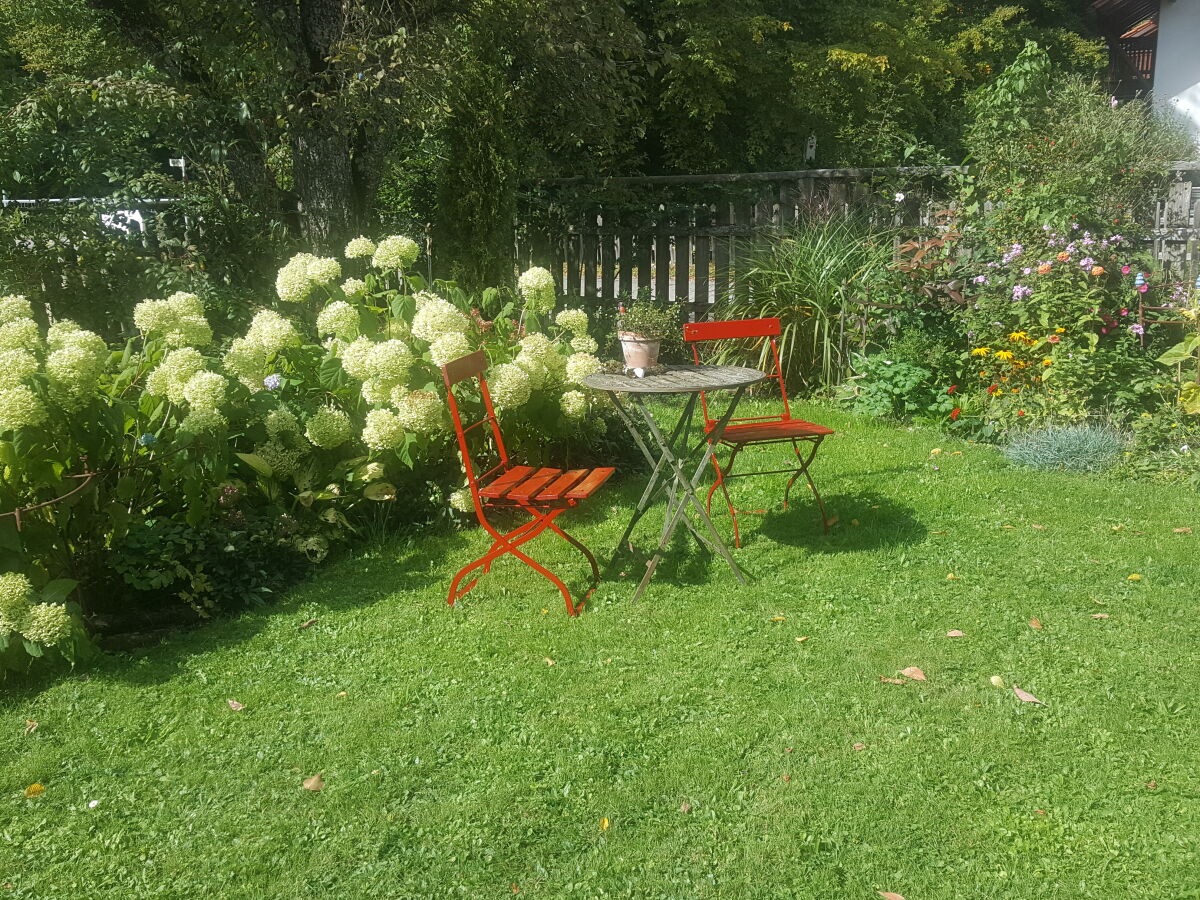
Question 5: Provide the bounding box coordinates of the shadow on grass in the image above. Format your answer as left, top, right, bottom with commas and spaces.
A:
748, 491, 925, 552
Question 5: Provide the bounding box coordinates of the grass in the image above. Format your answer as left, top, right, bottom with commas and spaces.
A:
2, 401, 1198, 899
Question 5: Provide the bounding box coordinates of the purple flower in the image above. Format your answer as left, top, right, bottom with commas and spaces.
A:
1079, 257, 1095, 269
1071, 223, 1080, 230
1111, 234, 1124, 243
1111, 96, 1119, 107
1012, 284, 1033, 301
1022, 267, 1032, 275
972, 275, 988, 285
1129, 324, 1145, 335
1041, 224, 1051, 231
263, 373, 282, 391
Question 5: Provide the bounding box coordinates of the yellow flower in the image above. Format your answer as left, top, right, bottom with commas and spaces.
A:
1011, 388, 1020, 393
970, 347, 991, 357
1055, 327, 1065, 333
994, 350, 1015, 361
978, 370, 988, 378
1008, 331, 1029, 342
1042, 358, 1053, 366
1091, 265, 1105, 276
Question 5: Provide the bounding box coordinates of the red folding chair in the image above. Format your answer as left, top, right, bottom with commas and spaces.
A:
440, 350, 614, 616
683, 317, 834, 548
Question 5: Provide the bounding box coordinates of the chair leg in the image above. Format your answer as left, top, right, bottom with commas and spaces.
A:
784, 437, 829, 534
711, 448, 742, 549
523, 503, 602, 600
446, 512, 553, 607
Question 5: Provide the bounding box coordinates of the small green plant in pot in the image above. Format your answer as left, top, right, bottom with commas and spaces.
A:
617, 302, 677, 371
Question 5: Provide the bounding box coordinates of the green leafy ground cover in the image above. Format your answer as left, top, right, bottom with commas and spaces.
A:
2, 402, 1197, 899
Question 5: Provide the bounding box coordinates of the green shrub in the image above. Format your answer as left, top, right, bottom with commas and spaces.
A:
0, 244, 618, 676
1003, 423, 1126, 473
717, 215, 894, 391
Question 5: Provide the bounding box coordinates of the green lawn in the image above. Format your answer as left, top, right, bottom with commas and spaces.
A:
3, 402, 1198, 899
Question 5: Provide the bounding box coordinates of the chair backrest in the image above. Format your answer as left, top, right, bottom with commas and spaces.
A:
441, 351, 510, 506
682, 317, 791, 426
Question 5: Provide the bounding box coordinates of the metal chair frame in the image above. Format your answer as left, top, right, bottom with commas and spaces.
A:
683, 317, 833, 547
441, 351, 613, 616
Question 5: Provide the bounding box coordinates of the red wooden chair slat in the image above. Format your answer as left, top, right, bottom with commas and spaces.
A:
505, 468, 562, 503
684, 317, 833, 547
479, 465, 536, 498
535, 469, 589, 501
565, 467, 615, 500
440, 353, 613, 616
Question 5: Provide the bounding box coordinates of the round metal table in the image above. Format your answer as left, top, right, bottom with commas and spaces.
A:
584, 364, 767, 600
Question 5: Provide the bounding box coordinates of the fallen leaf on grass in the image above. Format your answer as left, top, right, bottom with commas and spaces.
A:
226, 699, 245, 711
930, 530, 948, 535
1174, 527, 1192, 535
1028, 616, 1043, 630
299, 618, 318, 630
825, 515, 839, 528
795, 635, 809, 643
781, 774, 791, 782
600, 817, 609, 831
1002, 524, 1015, 529
770, 615, 786, 622
544, 657, 555, 666
1034, 809, 1046, 816
930, 448, 942, 455
302, 774, 325, 792
23, 783, 44, 799
336, 691, 347, 698
945, 630, 966, 638
679, 802, 693, 813
1145, 780, 1158, 790
852, 742, 866, 751
1030, 523, 1046, 530
1127, 573, 1142, 582
878, 892, 906, 900
990, 675, 1006, 688
946, 573, 959, 581
879, 676, 906, 685
512, 885, 520, 894
23, 720, 38, 736
901, 666, 927, 681
851, 518, 860, 527
1111, 524, 1124, 531
1091, 613, 1110, 619
1013, 685, 1044, 705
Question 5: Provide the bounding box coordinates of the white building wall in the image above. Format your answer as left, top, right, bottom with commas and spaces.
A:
1157, 0, 1200, 136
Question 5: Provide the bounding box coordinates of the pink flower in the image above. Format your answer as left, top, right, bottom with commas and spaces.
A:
1048, 334, 1061, 344
1121, 265, 1131, 274
1138, 284, 1149, 293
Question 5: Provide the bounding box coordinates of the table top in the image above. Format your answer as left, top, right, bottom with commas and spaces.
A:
583, 364, 767, 395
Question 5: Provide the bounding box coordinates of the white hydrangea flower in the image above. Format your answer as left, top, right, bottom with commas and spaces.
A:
344, 236, 377, 259
449, 486, 474, 513
275, 252, 318, 303
0, 318, 41, 353
20, 603, 73, 646
246, 310, 299, 355
0, 349, 39, 381
254, 439, 303, 475
45, 332, 108, 409
147, 347, 205, 403
411, 296, 470, 342
488, 363, 532, 410
265, 407, 301, 439
306, 256, 342, 285
222, 337, 268, 392
316, 300, 360, 340
304, 405, 352, 449
392, 389, 446, 435
362, 408, 406, 450
429, 332, 472, 367
560, 390, 588, 420
367, 340, 414, 384
133, 298, 173, 334
0, 295, 32, 325
0, 571, 33, 633
361, 378, 392, 405
517, 267, 556, 315
45, 319, 83, 350
555, 308, 589, 334
371, 235, 420, 271
180, 406, 227, 435
182, 371, 226, 410
132, 293, 212, 348
412, 290, 440, 310
565, 352, 601, 385
335, 336, 373, 381
340, 277, 366, 298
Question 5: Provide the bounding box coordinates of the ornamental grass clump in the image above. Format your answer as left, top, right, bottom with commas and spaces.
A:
1003, 424, 1126, 473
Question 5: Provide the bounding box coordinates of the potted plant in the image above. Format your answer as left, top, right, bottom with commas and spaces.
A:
617, 302, 676, 370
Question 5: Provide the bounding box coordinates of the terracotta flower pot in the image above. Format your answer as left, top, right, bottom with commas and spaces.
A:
618, 332, 661, 370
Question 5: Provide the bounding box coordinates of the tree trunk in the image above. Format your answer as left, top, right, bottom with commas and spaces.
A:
291, 114, 358, 251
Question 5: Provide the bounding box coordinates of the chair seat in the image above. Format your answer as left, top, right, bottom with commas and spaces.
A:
707, 418, 834, 444
479, 465, 615, 504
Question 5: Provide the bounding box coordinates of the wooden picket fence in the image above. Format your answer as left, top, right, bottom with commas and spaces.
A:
516, 161, 1200, 322
514, 166, 963, 321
